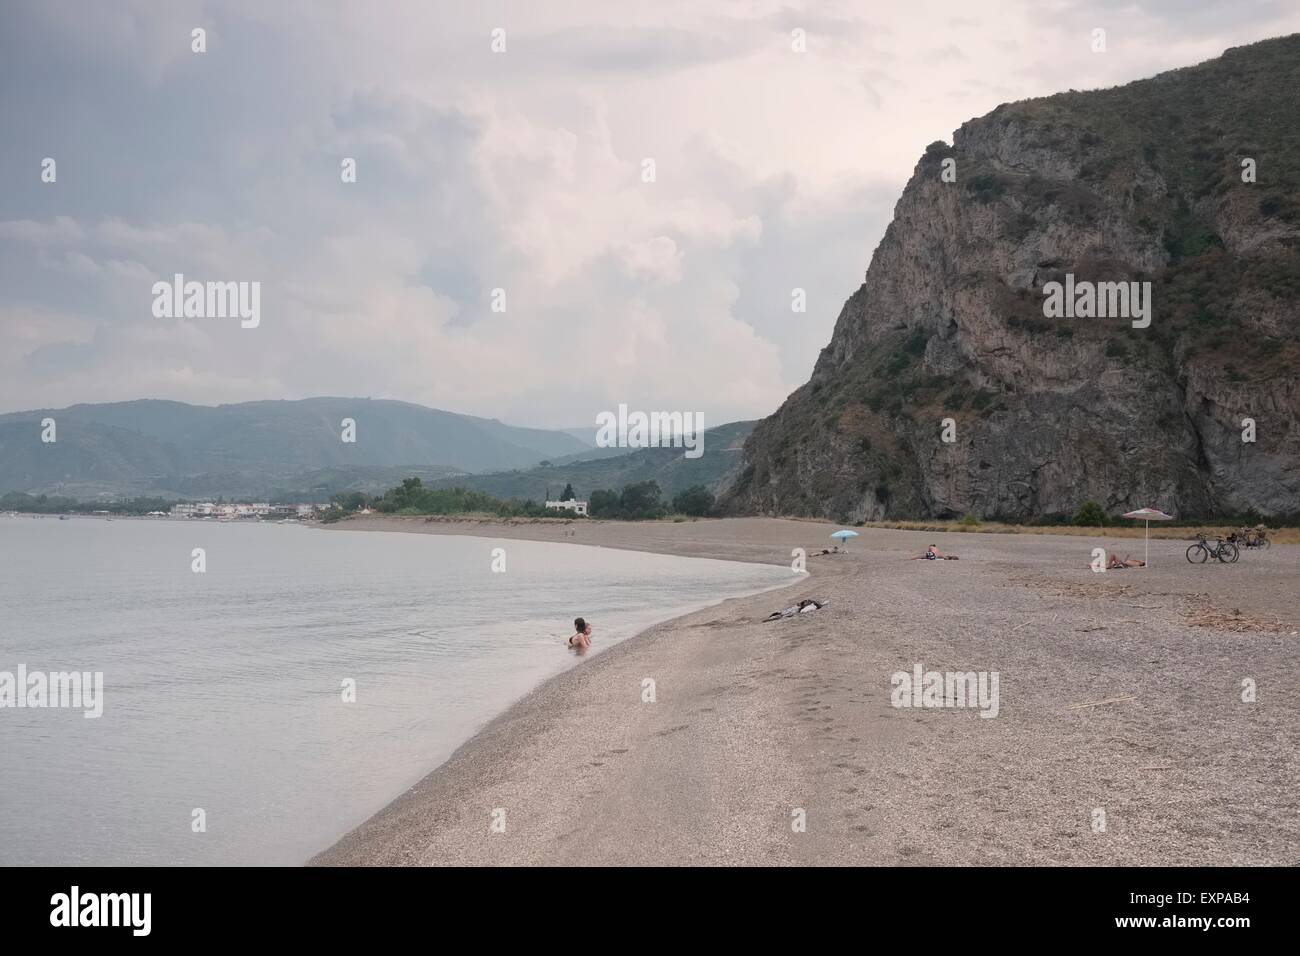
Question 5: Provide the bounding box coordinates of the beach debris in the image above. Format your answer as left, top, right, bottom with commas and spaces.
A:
1180, 602, 1292, 633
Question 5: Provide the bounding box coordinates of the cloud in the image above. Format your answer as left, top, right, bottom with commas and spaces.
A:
1, 1, 1298, 428
0, 217, 85, 245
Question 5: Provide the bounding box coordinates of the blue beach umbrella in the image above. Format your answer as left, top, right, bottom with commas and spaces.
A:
830, 529, 859, 549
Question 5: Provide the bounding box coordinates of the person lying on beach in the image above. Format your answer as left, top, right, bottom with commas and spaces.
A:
1105, 554, 1146, 569
814, 546, 844, 556
568, 617, 592, 650
910, 544, 959, 560
763, 598, 829, 622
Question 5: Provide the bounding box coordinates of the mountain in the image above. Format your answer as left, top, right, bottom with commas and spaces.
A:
0, 398, 589, 499
557, 426, 601, 446
431, 420, 756, 501
724, 35, 1300, 522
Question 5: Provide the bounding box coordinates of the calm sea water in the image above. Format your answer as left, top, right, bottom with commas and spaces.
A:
0, 517, 787, 865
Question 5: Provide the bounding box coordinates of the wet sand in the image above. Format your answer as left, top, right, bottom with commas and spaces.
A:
312, 516, 1299, 866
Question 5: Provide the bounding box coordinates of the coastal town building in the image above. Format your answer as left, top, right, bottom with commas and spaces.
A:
169, 502, 327, 519
544, 499, 588, 516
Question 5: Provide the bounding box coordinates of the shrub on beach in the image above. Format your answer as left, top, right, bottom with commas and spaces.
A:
619, 480, 667, 520
588, 489, 622, 518
671, 485, 715, 517
588, 482, 668, 520
1073, 500, 1109, 527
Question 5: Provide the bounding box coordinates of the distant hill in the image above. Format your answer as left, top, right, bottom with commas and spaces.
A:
431, 420, 757, 500
0, 398, 589, 500
557, 426, 600, 447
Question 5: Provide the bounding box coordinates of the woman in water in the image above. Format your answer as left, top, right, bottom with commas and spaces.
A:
568, 617, 593, 652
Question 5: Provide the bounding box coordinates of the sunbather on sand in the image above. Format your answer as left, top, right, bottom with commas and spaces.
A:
1084, 554, 1146, 570
910, 544, 959, 560
763, 598, 828, 622
815, 546, 843, 556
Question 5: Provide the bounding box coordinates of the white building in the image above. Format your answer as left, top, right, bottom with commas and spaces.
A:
545, 499, 588, 517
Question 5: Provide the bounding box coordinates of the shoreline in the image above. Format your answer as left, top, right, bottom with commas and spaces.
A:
312, 516, 1298, 865
309, 516, 821, 865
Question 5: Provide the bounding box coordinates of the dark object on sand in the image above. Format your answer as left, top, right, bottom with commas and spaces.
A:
911, 544, 958, 560
763, 598, 829, 622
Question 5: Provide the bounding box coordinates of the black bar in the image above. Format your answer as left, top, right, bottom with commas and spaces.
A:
0, 866, 1277, 942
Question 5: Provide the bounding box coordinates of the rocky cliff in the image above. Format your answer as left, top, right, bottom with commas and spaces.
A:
724, 35, 1300, 522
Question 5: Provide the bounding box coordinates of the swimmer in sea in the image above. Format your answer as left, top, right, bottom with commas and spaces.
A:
568, 616, 592, 652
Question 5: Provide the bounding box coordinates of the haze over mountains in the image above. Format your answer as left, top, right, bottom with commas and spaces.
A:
0, 397, 747, 503
0, 398, 591, 500
725, 35, 1300, 522
430, 420, 756, 502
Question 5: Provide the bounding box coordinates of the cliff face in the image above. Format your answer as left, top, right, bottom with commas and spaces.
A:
724, 35, 1300, 522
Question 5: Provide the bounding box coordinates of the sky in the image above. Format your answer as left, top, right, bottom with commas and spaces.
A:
2, 0, 1297, 429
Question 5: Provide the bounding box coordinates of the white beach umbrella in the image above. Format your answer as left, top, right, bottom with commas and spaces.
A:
1121, 508, 1175, 567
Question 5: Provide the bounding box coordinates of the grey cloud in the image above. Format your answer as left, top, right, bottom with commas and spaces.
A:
2, 1, 1296, 427
532, 25, 754, 73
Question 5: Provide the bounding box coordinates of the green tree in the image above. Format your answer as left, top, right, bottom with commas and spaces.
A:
331, 491, 369, 511
672, 485, 715, 517
588, 489, 622, 518
560, 483, 576, 501
620, 480, 665, 520
1074, 500, 1108, 527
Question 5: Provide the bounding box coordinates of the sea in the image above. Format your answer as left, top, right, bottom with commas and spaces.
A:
0, 516, 787, 865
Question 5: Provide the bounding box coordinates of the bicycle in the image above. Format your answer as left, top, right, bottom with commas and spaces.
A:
1240, 527, 1271, 551
1186, 534, 1239, 564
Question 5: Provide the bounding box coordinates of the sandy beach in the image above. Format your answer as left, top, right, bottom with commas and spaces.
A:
312, 516, 1299, 866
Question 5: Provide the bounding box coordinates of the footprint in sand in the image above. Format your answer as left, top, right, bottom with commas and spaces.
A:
655, 724, 691, 737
